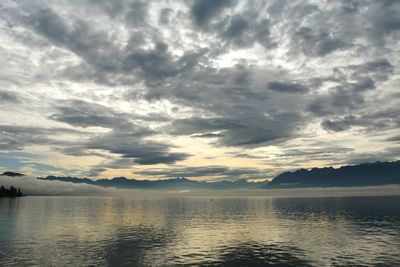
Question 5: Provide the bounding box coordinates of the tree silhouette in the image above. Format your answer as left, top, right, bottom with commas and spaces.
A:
0, 185, 23, 197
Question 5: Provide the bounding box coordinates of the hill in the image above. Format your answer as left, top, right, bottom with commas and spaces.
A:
39, 176, 266, 190
3, 161, 400, 190
266, 161, 400, 188
1, 171, 25, 177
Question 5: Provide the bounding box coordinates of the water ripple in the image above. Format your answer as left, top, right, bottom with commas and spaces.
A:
0, 196, 399, 266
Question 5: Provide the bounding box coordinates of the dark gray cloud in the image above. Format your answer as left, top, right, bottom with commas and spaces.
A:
293, 27, 346, 57
0, 125, 86, 151
54, 132, 190, 169
47, 99, 188, 166
267, 81, 309, 94
385, 135, 400, 142
15, 4, 205, 88
352, 59, 394, 81
125, 1, 148, 26
321, 108, 400, 133
50, 99, 170, 131
0, 90, 20, 103
230, 152, 267, 160
191, 133, 224, 139
1, 100, 186, 168
86, 131, 189, 165
216, 14, 274, 48
26, 8, 115, 70
363, 0, 400, 46
282, 1, 400, 52
140, 63, 308, 148
308, 59, 395, 117
123, 42, 207, 83
159, 8, 173, 25
49, 99, 133, 129
221, 14, 249, 40
191, 0, 235, 27
322, 116, 361, 132
280, 147, 353, 160
170, 112, 303, 147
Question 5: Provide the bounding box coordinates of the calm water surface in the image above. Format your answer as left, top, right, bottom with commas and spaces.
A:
1, 196, 400, 266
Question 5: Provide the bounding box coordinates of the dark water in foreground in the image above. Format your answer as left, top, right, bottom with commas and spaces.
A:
1, 196, 400, 266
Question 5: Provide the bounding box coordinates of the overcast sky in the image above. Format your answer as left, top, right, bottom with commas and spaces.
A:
0, 0, 399, 181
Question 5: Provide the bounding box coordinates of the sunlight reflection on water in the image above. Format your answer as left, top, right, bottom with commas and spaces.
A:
1, 196, 399, 266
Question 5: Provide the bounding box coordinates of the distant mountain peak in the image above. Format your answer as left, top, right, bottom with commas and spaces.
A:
40, 174, 266, 190
19, 160, 400, 190
111, 177, 130, 181
266, 160, 400, 188
1, 171, 25, 177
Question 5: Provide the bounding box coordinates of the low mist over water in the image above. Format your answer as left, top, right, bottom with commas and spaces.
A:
1, 196, 400, 266
1, 174, 400, 198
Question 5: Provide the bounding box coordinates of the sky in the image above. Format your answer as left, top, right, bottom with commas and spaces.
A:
0, 0, 399, 181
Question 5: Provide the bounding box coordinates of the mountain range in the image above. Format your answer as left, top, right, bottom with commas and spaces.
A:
266, 161, 400, 188
2, 161, 399, 190
41, 175, 264, 190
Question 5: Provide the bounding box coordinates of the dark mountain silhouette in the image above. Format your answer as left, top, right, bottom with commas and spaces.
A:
98, 177, 263, 189
39, 176, 266, 190
0, 185, 23, 197
1, 171, 24, 177
3, 161, 400, 190
266, 161, 400, 188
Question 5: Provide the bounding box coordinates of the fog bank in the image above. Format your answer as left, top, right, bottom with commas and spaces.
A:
1, 175, 400, 198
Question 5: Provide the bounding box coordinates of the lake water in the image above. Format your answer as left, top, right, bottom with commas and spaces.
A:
1, 195, 400, 266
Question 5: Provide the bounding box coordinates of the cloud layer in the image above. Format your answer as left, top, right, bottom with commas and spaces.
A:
0, 0, 399, 180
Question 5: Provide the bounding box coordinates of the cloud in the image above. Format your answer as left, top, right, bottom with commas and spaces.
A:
49, 99, 134, 129
10, 3, 204, 88
321, 107, 400, 133
385, 135, 400, 142
170, 112, 303, 147
125, 1, 149, 27
86, 132, 189, 165
308, 59, 395, 118
346, 146, 400, 165
134, 165, 270, 180
0, 0, 399, 178
55, 130, 190, 169
0, 90, 20, 103
293, 27, 346, 57
46, 98, 188, 167
25, 7, 118, 74
124, 42, 206, 83
0, 125, 85, 151
321, 115, 364, 132
215, 14, 274, 48
191, 0, 234, 27
221, 14, 249, 40
267, 81, 309, 94
191, 133, 225, 138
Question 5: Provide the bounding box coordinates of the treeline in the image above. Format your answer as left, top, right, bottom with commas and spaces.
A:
0, 186, 23, 197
